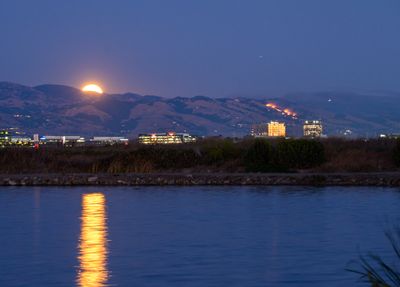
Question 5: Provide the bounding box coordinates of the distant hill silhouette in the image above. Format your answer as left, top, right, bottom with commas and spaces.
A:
0, 82, 399, 137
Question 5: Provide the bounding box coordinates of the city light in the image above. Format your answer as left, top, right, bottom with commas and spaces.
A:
303, 120, 323, 137
138, 132, 196, 144
267, 121, 286, 137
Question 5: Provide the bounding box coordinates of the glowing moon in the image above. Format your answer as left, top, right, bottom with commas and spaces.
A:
82, 84, 104, 94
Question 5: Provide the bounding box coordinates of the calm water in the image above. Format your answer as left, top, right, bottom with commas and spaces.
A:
0, 186, 399, 287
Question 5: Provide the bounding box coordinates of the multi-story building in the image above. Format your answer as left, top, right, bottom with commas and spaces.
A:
250, 123, 268, 137
10, 137, 32, 146
90, 137, 129, 146
40, 135, 85, 147
0, 130, 10, 147
0, 129, 32, 147
267, 121, 286, 137
379, 134, 400, 139
138, 132, 196, 144
303, 120, 323, 137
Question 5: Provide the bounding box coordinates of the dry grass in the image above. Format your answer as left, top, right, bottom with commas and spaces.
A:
317, 138, 397, 172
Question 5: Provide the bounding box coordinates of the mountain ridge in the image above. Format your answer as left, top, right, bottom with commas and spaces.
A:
0, 82, 399, 137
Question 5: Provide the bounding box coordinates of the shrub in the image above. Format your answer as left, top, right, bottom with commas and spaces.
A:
152, 148, 199, 170
393, 139, 400, 167
0, 138, 398, 173
243, 139, 272, 172
202, 139, 241, 165
319, 138, 396, 172
274, 139, 325, 170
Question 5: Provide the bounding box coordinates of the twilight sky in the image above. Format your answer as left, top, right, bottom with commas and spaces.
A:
0, 0, 399, 97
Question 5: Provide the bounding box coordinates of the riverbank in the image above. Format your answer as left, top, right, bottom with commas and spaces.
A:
1, 172, 400, 186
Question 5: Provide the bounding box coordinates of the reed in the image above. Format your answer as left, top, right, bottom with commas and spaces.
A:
348, 226, 400, 287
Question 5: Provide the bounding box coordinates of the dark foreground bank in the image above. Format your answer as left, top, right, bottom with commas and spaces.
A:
1, 138, 400, 175
1, 172, 400, 186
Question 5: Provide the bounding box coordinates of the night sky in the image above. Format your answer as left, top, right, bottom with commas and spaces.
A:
1, 0, 399, 97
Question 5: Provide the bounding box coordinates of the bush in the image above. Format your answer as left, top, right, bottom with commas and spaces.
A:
244, 139, 272, 172
319, 138, 396, 172
0, 138, 398, 174
393, 140, 400, 167
151, 148, 199, 169
202, 139, 241, 165
274, 139, 325, 170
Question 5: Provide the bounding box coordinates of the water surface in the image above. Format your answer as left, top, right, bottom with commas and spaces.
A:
0, 186, 399, 286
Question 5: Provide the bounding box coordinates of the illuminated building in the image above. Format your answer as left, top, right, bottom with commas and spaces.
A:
0, 130, 10, 147
33, 134, 40, 149
90, 137, 129, 146
267, 121, 286, 137
33, 134, 39, 143
77, 193, 108, 287
10, 137, 32, 146
250, 123, 268, 137
380, 134, 400, 139
40, 135, 85, 147
138, 132, 196, 144
303, 120, 323, 137
0, 129, 32, 147
40, 136, 128, 147
343, 129, 353, 137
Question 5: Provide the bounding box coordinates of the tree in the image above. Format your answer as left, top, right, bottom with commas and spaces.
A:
244, 139, 272, 172
393, 139, 400, 167
274, 139, 325, 170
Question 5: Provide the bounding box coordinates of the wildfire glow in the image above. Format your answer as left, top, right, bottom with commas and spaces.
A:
82, 84, 104, 94
266, 103, 297, 119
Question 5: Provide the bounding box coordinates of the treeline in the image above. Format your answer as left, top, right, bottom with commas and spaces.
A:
0, 138, 399, 174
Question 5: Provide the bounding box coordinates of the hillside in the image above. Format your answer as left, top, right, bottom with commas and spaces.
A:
0, 82, 399, 137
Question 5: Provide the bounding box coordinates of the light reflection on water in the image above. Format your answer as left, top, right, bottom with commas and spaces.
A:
0, 186, 399, 287
77, 193, 108, 287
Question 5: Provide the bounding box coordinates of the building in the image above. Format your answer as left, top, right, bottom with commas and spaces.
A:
138, 132, 196, 144
90, 137, 129, 146
0, 130, 11, 147
0, 129, 33, 147
379, 134, 400, 139
10, 137, 32, 146
250, 123, 267, 137
40, 135, 85, 147
303, 120, 323, 137
267, 121, 286, 137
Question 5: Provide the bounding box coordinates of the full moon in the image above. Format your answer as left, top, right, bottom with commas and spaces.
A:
82, 84, 104, 94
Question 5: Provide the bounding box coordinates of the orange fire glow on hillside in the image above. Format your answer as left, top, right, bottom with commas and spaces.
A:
266, 103, 297, 119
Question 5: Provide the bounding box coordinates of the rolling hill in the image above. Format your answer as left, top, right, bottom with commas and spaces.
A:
0, 82, 399, 138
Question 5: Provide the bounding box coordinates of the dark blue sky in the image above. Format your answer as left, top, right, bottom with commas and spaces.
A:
1, 0, 399, 97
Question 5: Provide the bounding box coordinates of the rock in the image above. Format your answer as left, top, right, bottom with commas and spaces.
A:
88, 176, 98, 183
8, 180, 17, 186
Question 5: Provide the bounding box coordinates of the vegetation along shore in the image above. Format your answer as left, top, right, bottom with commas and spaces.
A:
0, 137, 400, 186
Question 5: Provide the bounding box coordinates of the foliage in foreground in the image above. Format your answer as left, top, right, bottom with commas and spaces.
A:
243, 138, 326, 172
347, 226, 400, 287
0, 137, 399, 173
244, 139, 272, 172
393, 139, 400, 168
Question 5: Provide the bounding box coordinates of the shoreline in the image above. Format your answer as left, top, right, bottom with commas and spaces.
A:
0, 172, 400, 187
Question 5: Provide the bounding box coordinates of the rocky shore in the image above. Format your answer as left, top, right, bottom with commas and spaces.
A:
0, 172, 400, 186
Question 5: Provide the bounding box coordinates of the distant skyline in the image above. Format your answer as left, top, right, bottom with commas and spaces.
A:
1, 0, 400, 97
